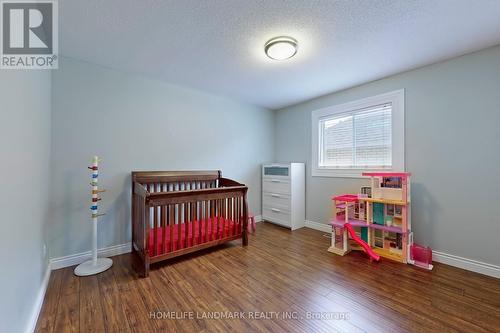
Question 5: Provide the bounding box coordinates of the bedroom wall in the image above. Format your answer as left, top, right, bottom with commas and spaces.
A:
50, 57, 274, 259
275, 45, 500, 267
0, 71, 52, 333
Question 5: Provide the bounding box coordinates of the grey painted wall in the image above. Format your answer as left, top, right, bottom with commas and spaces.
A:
50, 57, 274, 259
0, 71, 51, 333
275, 45, 500, 266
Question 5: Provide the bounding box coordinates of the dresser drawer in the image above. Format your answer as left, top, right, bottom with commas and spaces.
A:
263, 206, 291, 227
263, 192, 291, 210
263, 165, 290, 178
263, 179, 290, 194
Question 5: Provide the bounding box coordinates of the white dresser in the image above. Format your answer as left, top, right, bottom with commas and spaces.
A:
262, 163, 305, 230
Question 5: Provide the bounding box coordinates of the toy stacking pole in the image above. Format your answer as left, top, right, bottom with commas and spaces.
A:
74, 156, 113, 276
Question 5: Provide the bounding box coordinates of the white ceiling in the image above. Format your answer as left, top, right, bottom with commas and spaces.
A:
60, 0, 500, 109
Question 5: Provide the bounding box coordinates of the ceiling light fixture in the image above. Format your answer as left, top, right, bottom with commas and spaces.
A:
264, 36, 298, 60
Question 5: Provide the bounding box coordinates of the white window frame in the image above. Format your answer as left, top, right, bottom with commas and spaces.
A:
311, 89, 405, 178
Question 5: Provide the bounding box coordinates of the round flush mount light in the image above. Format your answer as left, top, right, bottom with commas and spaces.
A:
264, 36, 298, 60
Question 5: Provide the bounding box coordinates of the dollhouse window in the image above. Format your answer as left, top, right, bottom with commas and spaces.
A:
311, 90, 405, 178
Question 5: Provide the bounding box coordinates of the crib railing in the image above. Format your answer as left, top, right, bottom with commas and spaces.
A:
131, 171, 248, 277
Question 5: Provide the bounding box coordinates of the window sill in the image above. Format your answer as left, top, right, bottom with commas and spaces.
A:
312, 168, 395, 178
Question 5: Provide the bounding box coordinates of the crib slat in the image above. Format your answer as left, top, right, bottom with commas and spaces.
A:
217, 199, 221, 240
153, 208, 157, 257
189, 201, 193, 246
161, 204, 167, 255
240, 196, 244, 234
236, 196, 240, 235
190, 202, 195, 246
210, 198, 215, 241
229, 197, 233, 236
184, 202, 189, 248
170, 204, 175, 253
225, 198, 228, 238
222, 198, 226, 238
196, 202, 201, 244
194, 201, 199, 244
214, 198, 218, 239
240, 196, 243, 235
237, 196, 240, 235
231, 197, 237, 236
207, 181, 215, 241
193, 201, 196, 245
233, 196, 237, 236
213, 199, 217, 240
157, 184, 162, 256
177, 202, 182, 250
204, 200, 209, 243
223, 198, 227, 237
206, 199, 209, 242
233, 196, 236, 236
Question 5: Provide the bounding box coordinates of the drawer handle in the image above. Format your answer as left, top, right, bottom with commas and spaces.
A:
271, 208, 281, 213
270, 193, 281, 198
270, 179, 281, 183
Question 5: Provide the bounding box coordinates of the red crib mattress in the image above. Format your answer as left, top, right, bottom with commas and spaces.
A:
148, 218, 239, 255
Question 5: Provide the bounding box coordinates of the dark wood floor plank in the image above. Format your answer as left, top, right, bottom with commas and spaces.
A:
52, 268, 80, 333
148, 266, 203, 332
112, 256, 156, 333
35, 269, 64, 333
96, 267, 131, 333
36, 222, 500, 333
133, 263, 187, 332
79, 276, 105, 333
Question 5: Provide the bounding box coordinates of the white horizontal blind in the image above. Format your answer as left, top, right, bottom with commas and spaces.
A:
319, 103, 392, 169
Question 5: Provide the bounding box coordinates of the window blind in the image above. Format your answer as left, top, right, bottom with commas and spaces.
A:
319, 103, 392, 169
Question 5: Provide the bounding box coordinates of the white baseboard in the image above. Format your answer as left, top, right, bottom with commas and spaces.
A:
26, 263, 51, 333
254, 215, 263, 222
433, 251, 500, 279
50, 243, 131, 270
305, 220, 331, 233
304, 219, 499, 279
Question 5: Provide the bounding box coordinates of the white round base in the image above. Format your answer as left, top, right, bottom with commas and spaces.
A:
74, 258, 113, 276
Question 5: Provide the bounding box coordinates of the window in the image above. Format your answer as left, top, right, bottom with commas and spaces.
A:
319, 104, 392, 168
312, 90, 405, 178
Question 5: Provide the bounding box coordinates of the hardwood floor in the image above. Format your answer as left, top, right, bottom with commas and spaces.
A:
36, 222, 500, 333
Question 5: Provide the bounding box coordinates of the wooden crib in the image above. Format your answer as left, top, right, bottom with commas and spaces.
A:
131, 171, 248, 277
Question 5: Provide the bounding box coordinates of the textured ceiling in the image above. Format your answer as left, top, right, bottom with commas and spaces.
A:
59, 0, 500, 109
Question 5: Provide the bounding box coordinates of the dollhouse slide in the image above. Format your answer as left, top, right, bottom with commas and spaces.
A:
345, 223, 380, 261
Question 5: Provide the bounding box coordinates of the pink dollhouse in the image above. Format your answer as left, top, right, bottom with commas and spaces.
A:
328, 172, 433, 269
